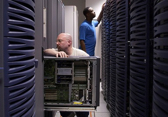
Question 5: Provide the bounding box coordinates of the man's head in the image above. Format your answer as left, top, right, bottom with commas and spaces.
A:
56, 33, 72, 52
83, 7, 96, 19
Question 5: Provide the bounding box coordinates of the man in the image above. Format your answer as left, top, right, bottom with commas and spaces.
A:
79, 4, 105, 56
44, 33, 89, 117
44, 33, 89, 57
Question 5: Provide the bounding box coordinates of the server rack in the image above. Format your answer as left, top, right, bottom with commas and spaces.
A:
129, 0, 153, 116
0, 0, 4, 116
102, 0, 154, 116
102, 0, 116, 116
57, 0, 65, 35
1, 0, 36, 116
35, 0, 44, 116
102, 0, 107, 98
43, 56, 100, 112
46, 0, 58, 48
45, 0, 65, 49
115, 0, 130, 116
109, 0, 117, 116
101, 2, 107, 98
153, 0, 168, 116
105, 0, 113, 109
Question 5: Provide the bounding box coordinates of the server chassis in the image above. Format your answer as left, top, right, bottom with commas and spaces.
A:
43, 56, 100, 112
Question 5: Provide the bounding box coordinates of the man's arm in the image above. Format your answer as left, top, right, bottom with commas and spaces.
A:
97, 3, 105, 23
80, 40, 86, 52
43, 49, 68, 58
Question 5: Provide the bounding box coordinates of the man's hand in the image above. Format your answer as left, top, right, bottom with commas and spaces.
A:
56, 51, 68, 58
97, 3, 105, 23
43, 49, 68, 58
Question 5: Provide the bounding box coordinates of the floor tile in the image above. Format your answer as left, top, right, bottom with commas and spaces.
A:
95, 112, 110, 117
96, 103, 109, 113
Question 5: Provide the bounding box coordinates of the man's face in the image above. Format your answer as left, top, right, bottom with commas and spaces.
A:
87, 7, 96, 18
56, 36, 69, 51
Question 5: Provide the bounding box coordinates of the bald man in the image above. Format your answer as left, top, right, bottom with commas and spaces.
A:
44, 33, 89, 57
44, 33, 89, 117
